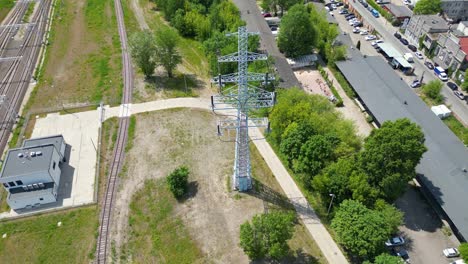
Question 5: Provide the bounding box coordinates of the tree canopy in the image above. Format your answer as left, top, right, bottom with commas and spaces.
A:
278, 4, 316, 58
129, 31, 158, 78
363, 253, 404, 264
359, 118, 426, 202
239, 211, 296, 260
413, 0, 442, 15
459, 243, 468, 262
331, 200, 402, 260
167, 166, 189, 198
422, 80, 443, 103
154, 28, 182, 78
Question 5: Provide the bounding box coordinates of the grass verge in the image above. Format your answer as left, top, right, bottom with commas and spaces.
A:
122, 179, 203, 263
0, 206, 99, 263
329, 64, 356, 99
0, 0, 14, 23
443, 116, 468, 145
98, 117, 119, 200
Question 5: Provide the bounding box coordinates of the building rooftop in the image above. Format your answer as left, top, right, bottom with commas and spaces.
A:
416, 15, 450, 32
336, 56, 468, 241
383, 3, 412, 18
459, 37, 468, 60
0, 145, 55, 179
377, 43, 402, 58
22, 135, 64, 152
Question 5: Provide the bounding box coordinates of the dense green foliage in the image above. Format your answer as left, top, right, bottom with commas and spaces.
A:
364, 253, 404, 264
422, 80, 443, 103
240, 211, 296, 260
155, 28, 182, 77
278, 4, 316, 58
167, 166, 190, 198
129, 30, 158, 77
331, 200, 402, 260
413, 0, 442, 15
261, 0, 302, 16
462, 71, 468, 92
459, 243, 468, 262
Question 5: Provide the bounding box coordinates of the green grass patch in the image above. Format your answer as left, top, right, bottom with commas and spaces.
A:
98, 117, 119, 199
0, 0, 14, 23
443, 116, 468, 145
121, 0, 140, 35
329, 65, 356, 99
22, 2, 35, 23
0, 206, 98, 263
0, 190, 9, 213
122, 179, 203, 263
125, 115, 136, 152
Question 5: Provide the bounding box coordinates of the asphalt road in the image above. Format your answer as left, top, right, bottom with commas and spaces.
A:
231, 0, 300, 88
348, 0, 468, 125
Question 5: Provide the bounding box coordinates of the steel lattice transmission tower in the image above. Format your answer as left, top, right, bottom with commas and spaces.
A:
211, 26, 275, 192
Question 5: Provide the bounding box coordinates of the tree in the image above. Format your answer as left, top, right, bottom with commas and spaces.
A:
280, 121, 316, 165
167, 166, 189, 198
363, 253, 404, 264
277, 0, 302, 16
357, 40, 361, 50
413, 0, 442, 15
462, 71, 468, 92
359, 118, 427, 202
129, 31, 157, 78
422, 80, 443, 103
154, 28, 182, 78
294, 134, 340, 176
240, 211, 296, 260
331, 200, 400, 260
459, 243, 468, 262
278, 4, 316, 58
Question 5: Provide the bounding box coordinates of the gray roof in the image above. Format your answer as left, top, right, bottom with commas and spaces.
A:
22, 135, 64, 154
377, 43, 402, 58
415, 15, 450, 31
383, 3, 412, 18
336, 56, 468, 241
0, 145, 56, 179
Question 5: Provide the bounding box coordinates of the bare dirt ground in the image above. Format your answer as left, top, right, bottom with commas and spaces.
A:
110, 108, 325, 263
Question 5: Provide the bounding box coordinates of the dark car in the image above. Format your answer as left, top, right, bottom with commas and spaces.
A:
394, 32, 401, 39
336, 2, 344, 6
362, 2, 369, 8
447, 82, 458, 91
346, 14, 356, 20
407, 44, 417, 52
424, 61, 434, 69
339, 9, 349, 14
400, 38, 409, 45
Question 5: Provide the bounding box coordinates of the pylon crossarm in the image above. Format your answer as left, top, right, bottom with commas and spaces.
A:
218, 52, 268, 62
218, 117, 268, 130
211, 72, 275, 83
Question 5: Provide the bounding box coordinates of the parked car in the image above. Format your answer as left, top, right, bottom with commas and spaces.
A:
400, 38, 409, 45
371, 9, 380, 17
331, 4, 337, 9
450, 260, 466, 264
447, 82, 458, 90
407, 44, 417, 52
360, 29, 368, 35
262, 12, 272, 18
403, 0, 411, 5
435, 67, 449, 81
411, 79, 422, 88
339, 8, 348, 14
349, 19, 358, 25
353, 21, 363, 27
424, 61, 434, 69
362, 1, 369, 8
336, 2, 344, 7
394, 32, 401, 39
345, 14, 356, 20
353, 27, 361, 33
454, 90, 465, 100
371, 39, 384, 47
365, 35, 377, 41
385, 236, 405, 247
415, 51, 423, 59
444, 248, 460, 258
394, 248, 410, 263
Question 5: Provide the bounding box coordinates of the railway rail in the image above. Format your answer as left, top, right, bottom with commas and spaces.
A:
0, 0, 52, 153
95, 0, 133, 262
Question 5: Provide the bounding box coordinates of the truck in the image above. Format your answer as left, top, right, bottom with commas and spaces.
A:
403, 53, 414, 63
434, 66, 448, 81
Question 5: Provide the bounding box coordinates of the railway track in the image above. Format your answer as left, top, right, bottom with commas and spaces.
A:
0, 0, 52, 152
95, 0, 133, 262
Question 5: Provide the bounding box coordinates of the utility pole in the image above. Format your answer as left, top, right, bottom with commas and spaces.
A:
211, 26, 275, 192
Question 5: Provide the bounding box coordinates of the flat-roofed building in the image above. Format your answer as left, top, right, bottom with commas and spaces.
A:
0, 135, 66, 210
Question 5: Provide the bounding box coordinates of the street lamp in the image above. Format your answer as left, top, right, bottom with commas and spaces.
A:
327, 193, 336, 216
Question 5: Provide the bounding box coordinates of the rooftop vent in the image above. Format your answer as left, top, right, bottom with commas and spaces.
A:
22, 186, 28, 191
17, 153, 24, 158
32, 183, 38, 189
432, 20, 438, 24
30, 152, 36, 157
27, 185, 33, 190
38, 182, 44, 188
36, 151, 42, 156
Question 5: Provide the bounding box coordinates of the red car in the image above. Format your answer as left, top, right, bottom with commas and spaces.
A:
262, 12, 272, 17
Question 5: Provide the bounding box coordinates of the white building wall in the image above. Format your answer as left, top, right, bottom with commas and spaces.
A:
7, 189, 56, 210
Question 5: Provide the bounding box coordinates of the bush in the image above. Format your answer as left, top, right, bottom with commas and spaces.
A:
422, 80, 443, 103
167, 166, 189, 198
459, 243, 468, 262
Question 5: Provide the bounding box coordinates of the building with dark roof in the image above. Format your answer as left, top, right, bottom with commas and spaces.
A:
382, 3, 412, 21
336, 55, 468, 242
0, 135, 66, 210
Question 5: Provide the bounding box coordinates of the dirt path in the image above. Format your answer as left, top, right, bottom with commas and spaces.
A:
111, 109, 263, 263
130, 0, 149, 30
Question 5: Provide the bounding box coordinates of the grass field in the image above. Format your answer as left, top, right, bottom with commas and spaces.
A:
0, 0, 14, 23
121, 179, 203, 263
443, 116, 468, 144
0, 206, 98, 263
27, 0, 122, 112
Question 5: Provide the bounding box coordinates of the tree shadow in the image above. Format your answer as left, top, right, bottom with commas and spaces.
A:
177, 181, 199, 202
250, 249, 320, 264
145, 73, 205, 94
